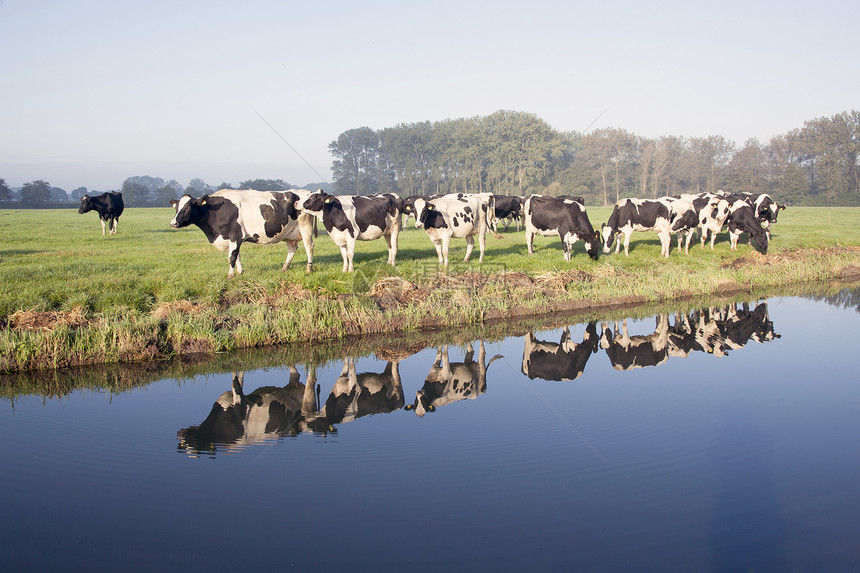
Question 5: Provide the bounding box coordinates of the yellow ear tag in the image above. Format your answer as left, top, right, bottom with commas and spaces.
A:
201, 200, 207, 205
428, 204, 435, 211
325, 197, 333, 204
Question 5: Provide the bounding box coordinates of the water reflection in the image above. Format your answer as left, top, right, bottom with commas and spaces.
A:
406, 341, 503, 416
599, 302, 778, 371
177, 300, 782, 456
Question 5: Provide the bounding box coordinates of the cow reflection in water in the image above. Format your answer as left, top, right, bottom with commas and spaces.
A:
521, 322, 600, 381
598, 301, 779, 372
406, 341, 502, 416
324, 357, 404, 425
178, 358, 406, 455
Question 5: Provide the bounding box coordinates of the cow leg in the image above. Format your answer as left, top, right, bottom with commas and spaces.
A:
346, 239, 356, 273
730, 231, 740, 251
709, 228, 718, 250
463, 235, 474, 262
100, 217, 107, 236
282, 240, 299, 271
298, 213, 315, 273
338, 244, 350, 273
477, 229, 486, 262
526, 229, 535, 255
385, 230, 397, 266
432, 239, 444, 265
560, 232, 571, 262
227, 241, 242, 278
622, 230, 631, 256
659, 231, 671, 257
441, 235, 451, 267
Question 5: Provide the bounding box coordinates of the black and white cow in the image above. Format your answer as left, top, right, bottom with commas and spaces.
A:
169, 189, 316, 277
662, 196, 701, 254
601, 198, 673, 257
726, 199, 769, 253
405, 341, 502, 417
524, 195, 600, 261
177, 368, 317, 456
301, 192, 401, 272
600, 315, 670, 371
321, 358, 405, 425
79, 191, 124, 236
521, 322, 599, 381
414, 193, 491, 266
493, 195, 523, 232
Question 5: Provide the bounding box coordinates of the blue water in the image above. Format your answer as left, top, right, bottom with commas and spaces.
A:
2, 291, 859, 572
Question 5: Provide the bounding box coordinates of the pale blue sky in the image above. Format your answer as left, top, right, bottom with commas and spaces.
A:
1, 0, 856, 190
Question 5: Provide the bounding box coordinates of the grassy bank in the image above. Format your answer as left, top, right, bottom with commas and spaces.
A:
1, 206, 859, 373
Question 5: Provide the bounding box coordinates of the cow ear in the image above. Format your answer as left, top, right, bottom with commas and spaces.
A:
200, 194, 209, 205
324, 196, 333, 204
427, 204, 435, 211
404, 404, 414, 411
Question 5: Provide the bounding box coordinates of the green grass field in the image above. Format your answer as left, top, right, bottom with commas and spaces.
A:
1, 205, 859, 372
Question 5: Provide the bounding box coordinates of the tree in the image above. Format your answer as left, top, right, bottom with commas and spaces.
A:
70, 187, 88, 201
20, 180, 52, 203
237, 178, 293, 191
329, 127, 379, 195
121, 179, 151, 206
725, 138, 768, 195
0, 178, 11, 201
50, 186, 68, 201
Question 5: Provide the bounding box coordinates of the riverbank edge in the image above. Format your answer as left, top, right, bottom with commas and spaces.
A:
2, 246, 860, 374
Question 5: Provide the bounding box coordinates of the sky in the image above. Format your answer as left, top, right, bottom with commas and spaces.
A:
1, 0, 857, 191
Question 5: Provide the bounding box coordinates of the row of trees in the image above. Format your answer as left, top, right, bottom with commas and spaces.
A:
0, 177, 325, 207
329, 109, 860, 205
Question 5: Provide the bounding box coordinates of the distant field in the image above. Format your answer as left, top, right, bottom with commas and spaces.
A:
1, 205, 859, 319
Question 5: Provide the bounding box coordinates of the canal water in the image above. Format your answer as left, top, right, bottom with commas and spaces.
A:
2, 286, 859, 572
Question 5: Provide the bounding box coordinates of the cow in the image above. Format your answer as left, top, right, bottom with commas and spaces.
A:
661, 196, 700, 254
726, 199, 769, 253
521, 322, 599, 381
321, 358, 405, 425
600, 314, 670, 370
493, 195, 523, 232
524, 195, 600, 261
177, 367, 318, 456
402, 195, 438, 223
169, 188, 316, 277
78, 191, 124, 236
414, 193, 491, 266
405, 341, 503, 417
301, 192, 401, 272
601, 198, 673, 257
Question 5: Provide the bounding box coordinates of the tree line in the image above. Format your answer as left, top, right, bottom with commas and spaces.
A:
0, 177, 331, 207
3, 109, 857, 207
329, 109, 860, 205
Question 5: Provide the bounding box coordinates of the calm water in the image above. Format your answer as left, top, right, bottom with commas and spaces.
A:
2, 289, 860, 572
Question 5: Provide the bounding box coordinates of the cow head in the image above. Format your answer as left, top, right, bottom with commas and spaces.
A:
585, 229, 601, 260
601, 223, 615, 252
750, 229, 769, 254
301, 191, 338, 215
169, 194, 206, 229
773, 203, 786, 223
404, 391, 436, 417
78, 195, 93, 214
671, 209, 698, 232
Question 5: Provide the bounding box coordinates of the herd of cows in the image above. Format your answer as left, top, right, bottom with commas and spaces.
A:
177, 301, 779, 455
78, 187, 786, 276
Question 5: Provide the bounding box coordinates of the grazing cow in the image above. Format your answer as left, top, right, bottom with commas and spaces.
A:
662, 196, 700, 254
414, 193, 490, 266
600, 315, 670, 370
521, 322, 599, 381
493, 195, 523, 231
405, 341, 503, 417
301, 192, 401, 272
601, 198, 673, 257
322, 358, 405, 425
169, 188, 316, 277
726, 200, 769, 253
79, 191, 124, 235
524, 195, 600, 261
